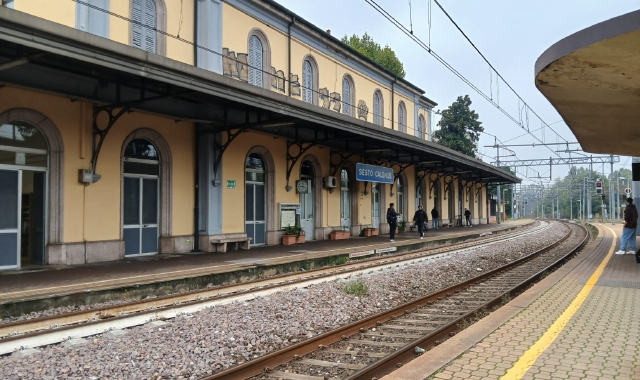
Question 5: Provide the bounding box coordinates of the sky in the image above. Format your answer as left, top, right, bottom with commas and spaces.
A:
276, 0, 638, 184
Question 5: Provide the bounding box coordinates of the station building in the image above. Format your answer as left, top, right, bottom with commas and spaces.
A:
0, 0, 518, 269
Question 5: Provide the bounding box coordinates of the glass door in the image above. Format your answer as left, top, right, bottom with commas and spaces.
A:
123, 176, 158, 256
0, 169, 20, 268
300, 184, 314, 240
340, 170, 350, 229
245, 182, 266, 245
372, 184, 380, 229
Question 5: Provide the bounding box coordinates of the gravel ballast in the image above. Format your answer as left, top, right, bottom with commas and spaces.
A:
0, 222, 569, 380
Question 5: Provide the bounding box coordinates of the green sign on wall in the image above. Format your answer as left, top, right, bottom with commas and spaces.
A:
227, 180, 236, 189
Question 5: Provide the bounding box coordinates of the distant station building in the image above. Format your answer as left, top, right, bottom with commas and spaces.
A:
0, 0, 517, 269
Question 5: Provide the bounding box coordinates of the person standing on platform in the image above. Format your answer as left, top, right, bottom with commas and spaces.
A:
464, 208, 472, 227
387, 203, 398, 242
413, 205, 428, 239
616, 198, 638, 256
431, 207, 439, 230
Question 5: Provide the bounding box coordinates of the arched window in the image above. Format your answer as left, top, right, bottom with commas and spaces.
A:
416, 114, 426, 138
132, 0, 157, 53
398, 101, 407, 133
245, 153, 266, 246
302, 57, 318, 105
303, 60, 313, 104
342, 75, 355, 116
248, 35, 264, 87
373, 90, 384, 126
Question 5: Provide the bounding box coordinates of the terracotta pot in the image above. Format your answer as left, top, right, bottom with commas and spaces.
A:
283, 234, 305, 245
330, 230, 350, 240
363, 229, 374, 237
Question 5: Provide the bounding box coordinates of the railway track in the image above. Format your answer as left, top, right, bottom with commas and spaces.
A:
0, 221, 543, 356
204, 221, 588, 380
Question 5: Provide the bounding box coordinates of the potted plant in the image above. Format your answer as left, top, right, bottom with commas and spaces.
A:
330, 225, 350, 240
283, 225, 305, 245
398, 220, 407, 234
363, 227, 379, 236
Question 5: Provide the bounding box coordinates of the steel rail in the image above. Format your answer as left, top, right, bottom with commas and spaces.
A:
0, 222, 540, 343
0, 223, 547, 356
202, 221, 586, 380
346, 222, 588, 380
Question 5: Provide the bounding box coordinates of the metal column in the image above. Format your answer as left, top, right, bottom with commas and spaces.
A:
610, 155, 615, 225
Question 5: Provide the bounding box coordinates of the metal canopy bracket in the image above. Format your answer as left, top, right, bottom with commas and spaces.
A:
443, 174, 459, 200
389, 163, 411, 197
286, 140, 317, 192
463, 180, 475, 201
329, 150, 356, 177
90, 83, 191, 181
425, 171, 445, 199
329, 150, 356, 194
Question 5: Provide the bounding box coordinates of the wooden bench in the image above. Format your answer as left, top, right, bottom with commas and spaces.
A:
210, 237, 252, 253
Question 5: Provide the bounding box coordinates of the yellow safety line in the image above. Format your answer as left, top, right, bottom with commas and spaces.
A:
501, 224, 617, 380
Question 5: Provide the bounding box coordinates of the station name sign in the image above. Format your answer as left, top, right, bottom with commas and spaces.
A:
356, 163, 395, 184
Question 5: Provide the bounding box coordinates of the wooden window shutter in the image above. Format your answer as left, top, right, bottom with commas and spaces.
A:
303, 60, 313, 104
131, 0, 144, 49
342, 78, 351, 115
144, 0, 157, 53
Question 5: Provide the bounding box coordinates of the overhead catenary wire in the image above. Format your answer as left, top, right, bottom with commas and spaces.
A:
362, 0, 569, 161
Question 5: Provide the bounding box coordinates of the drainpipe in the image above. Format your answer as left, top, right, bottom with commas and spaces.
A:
193, 125, 200, 252
391, 77, 397, 129
192, 0, 200, 252
287, 16, 296, 96
193, 0, 198, 65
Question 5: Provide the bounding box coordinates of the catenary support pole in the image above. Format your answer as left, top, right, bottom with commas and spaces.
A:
610, 155, 615, 225
496, 139, 501, 224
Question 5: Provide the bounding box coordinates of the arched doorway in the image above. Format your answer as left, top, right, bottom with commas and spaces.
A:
340, 169, 350, 228
300, 160, 315, 240
477, 185, 484, 222
468, 183, 475, 221
415, 177, 423, 210
372, 183, 380, 229
396, 177, 405, 221
432, 177, 441, 215
245, 153, 266, 246
0, 121, 48, 268
122, 139, 160, 256
447, 182, 455, 225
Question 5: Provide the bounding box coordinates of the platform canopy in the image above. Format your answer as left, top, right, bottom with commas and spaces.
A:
0, 8, 518, 185
535, 10, 640, 157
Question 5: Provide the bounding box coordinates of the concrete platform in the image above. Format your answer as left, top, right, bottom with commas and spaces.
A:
384, 223, 639, 380
0, 220, 531, 318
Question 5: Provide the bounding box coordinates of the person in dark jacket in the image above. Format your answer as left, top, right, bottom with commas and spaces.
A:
431, 208, 439, 230
616, 198, 638, 257
464, 208, 472, 227
413, 205, 428, 239
387, 203, 398, 242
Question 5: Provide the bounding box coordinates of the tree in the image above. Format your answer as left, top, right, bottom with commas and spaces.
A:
341, 33, 406, 78
433, 95, 484, 158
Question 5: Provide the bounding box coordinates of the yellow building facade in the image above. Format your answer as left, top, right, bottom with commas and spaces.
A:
0, 0, 514, 269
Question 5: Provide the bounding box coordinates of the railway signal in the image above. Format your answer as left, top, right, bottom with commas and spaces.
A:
595, 180, 603, 195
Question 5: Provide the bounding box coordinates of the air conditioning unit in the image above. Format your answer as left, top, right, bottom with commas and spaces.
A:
323, 176, 337, 188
